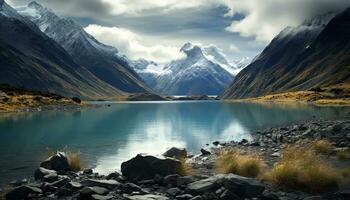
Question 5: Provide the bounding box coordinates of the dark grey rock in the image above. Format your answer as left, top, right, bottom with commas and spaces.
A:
66, 181, 83, 189
167, 187, 182, 196
163, 147, 188, 160
189, 196, 203, 200
177, 176, 195, 187
82, 179, 120, 189
333, 124, 342, 132
222, 174, 265, 198
50, 177, 71, 188
57, 187, 74, 196
176, 194, 194, 200
187, 174, 265, 198
164, 174, 180, 186
40, 151, 70, 172
119, 183, 148, 194
106, 172, 121, 180
219, 190, 239, 200
121, 154, 183, 180
200, 149, 211, 156
6, 185, 42, 200
91, 194, 114, 200
34, 167, 57, 180
78, 186, 110, 200
83, 168, 93, 174
126, 194, 169, 200
303, 196, 322, 200
43, 172, 59, 183
212, 141, 220, 146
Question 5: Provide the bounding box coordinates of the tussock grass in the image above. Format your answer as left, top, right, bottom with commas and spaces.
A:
215, 150, 265, 178
0, 185, 13, 199
312, 139, 333, 154
179, 159, 194, 176
264, 145, 340, 193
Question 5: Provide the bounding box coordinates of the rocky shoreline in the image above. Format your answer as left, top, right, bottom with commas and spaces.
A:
1, 118, 350, 200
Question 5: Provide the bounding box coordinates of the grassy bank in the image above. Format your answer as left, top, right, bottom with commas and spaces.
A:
0, 84, 83, 113
225, 83, 350, 106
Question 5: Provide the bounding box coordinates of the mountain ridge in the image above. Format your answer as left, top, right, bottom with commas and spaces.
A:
220, 9, 350, 99
18, 1, 151, 94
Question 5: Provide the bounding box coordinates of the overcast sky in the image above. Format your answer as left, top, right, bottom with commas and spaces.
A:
8, 0, 350, 63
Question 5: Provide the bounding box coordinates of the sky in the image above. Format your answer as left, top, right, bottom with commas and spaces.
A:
8, 0, 350, 63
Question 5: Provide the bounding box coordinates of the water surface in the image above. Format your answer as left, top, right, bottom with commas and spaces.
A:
0, 101, 348, 185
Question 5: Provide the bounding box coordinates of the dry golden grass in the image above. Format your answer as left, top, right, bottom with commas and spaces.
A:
336, 149, 350, 160
312, 139, 333, 154
264, 145, 340, 193
0, 93, 82, 113
179, 159, 194, 176
227, 83, 350, 106
215, 150, 265, 178
0, 185, 13, 199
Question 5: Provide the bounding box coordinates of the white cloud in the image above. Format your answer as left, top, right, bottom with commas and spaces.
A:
229, 44, 240, 52
101, 0, 216, 16
85, 24, 185, 63
222, 0, 350, 42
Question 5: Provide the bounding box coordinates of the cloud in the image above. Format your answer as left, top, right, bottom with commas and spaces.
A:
229, 44, 240, 52
85, 25, 185, 63
222, 0, 350, 42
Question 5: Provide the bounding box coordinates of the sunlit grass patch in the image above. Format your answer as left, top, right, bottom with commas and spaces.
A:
215, 150, 265, 178
264, 145, 340, 193
312, 139, 333, 154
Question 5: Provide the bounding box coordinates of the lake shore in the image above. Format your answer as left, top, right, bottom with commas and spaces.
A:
1, 117, 349, 200
225, 83, 350, 106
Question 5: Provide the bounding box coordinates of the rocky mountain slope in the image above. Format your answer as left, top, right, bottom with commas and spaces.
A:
221, 10, 350, 99
0, 0, 123, 99
17, 1, 151, 93
131, 43, 251, 95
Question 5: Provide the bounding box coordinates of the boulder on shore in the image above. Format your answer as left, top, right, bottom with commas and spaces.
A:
186, 174, 265, 198
121, 154, 183, 180
40, 151, 70, 172
163, 147, 187, 160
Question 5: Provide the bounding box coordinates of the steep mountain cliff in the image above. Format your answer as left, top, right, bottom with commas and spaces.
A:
0, 0, 123, 98
18, 1, 151, 93
221, 10, 350, 99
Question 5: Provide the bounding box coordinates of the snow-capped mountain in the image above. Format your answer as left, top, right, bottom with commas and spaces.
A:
17, 1, 151, 93
0, 0, 123, 98
130, 43, 250, 95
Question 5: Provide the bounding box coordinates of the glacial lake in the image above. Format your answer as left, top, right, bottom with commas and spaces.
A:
0, 101, 349, 185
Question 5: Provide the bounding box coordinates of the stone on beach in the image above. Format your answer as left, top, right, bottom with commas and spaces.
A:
121, 154, 183, 180
163, 147, 188, 160
40, 151, 70, 172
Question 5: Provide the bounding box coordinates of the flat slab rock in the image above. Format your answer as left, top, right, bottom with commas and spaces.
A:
82, 179, 120, 189
186, 173, 265, 198
126, 194, 169, 200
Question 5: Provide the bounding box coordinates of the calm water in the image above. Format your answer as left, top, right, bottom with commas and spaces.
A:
0, 101, 349, 185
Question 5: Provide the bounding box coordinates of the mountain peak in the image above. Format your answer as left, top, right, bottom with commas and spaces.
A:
302, 12, 336, 27
180, 42, 194, 52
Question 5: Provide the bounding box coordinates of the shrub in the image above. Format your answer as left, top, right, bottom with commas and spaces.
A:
215, 150, 264, 178
312, 139, 333, 154
264, 145, 340, 193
